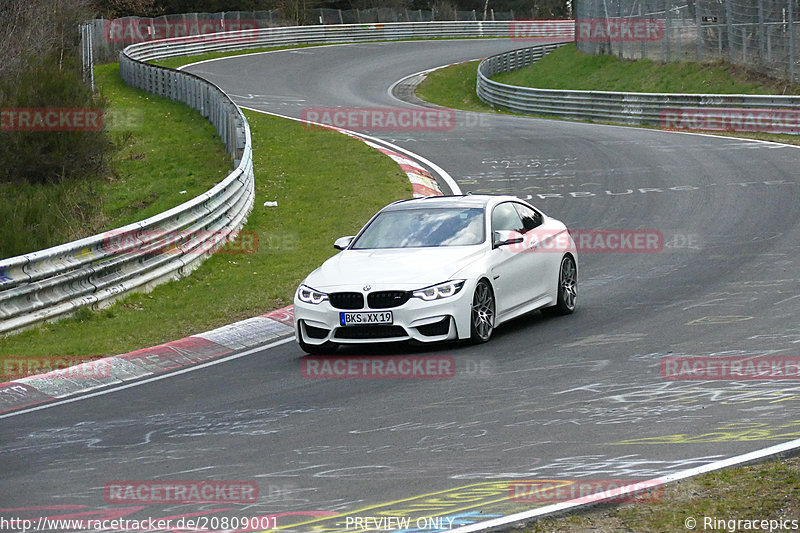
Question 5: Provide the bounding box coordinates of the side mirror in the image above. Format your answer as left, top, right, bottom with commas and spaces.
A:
492, 230, 524, 249
334, 236, 355, 250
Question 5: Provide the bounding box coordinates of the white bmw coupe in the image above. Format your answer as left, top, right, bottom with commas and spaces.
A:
293, 194, 577, 353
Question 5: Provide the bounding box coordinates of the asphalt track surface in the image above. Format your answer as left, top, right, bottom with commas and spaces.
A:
2, 39, 800, 532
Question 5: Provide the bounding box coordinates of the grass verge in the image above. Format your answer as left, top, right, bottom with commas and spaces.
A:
0, 64, 231, 258
415, 44, 800, 146
0, 76, 410, 357
495, 43, 800, 95
524, 456, 800, 532
415, 60, 493, 113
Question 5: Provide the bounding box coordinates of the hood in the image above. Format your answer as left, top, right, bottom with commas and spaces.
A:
304, 246, 484, 291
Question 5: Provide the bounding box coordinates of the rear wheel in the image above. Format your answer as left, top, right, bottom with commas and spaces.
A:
542, 255, 577, 316
470, 279, 495, 343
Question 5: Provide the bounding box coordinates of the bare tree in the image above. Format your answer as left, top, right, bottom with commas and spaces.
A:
0, 0, 95, 84
0, 0, 109, 185
98, 0, 161, 18
431, 0, 457, 20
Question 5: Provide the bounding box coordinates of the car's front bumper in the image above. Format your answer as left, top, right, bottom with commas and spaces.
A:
293, 284, 475, 345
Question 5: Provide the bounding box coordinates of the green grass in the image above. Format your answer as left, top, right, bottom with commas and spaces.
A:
98, 64, 233, 227
525, 456, 800, 532
0, 108, 410, 357
415, 60, 494, 113
0, 179, 107, 259
0, 64, 231, 258
495, 43, 800, 95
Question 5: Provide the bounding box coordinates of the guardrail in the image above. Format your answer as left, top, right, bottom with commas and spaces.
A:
0, 20, 573, 336
120, 20, 575, 61
477, 43, 800, 129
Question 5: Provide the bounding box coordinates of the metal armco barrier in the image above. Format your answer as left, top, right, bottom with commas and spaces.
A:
477, 43, 800, 127
0, 20, 573, 336
119, 20, 575, 62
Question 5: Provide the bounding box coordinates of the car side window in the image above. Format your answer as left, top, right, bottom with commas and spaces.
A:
491, 202, 524, 233
514, 203, 543, 232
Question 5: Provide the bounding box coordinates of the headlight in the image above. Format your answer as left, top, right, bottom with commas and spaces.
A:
297, 284, 328, 304
412, 280, 465, 301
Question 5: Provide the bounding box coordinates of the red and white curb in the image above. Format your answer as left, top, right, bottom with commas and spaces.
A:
0, 306, 296, 415
326, 126, 445, 197
362, 140, 443, 197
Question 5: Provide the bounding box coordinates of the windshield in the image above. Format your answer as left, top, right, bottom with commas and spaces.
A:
351, 207, 485, 249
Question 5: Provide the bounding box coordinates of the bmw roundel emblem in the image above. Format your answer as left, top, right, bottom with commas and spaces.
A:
363, 285, 372, 291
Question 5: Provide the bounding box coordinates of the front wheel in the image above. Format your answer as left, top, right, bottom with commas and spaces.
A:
542, 255, 577, 316
470, 279, 495, 343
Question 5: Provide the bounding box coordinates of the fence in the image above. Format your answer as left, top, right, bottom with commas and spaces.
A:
477, 42, 800, 130
575, 0, 800, 83
1, 21, 574, 336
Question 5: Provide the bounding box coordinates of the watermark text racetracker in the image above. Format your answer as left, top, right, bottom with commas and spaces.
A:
575, 18, 664, 42
301, 107, 455, 131
508, 478, 663, 503
662, 108, 800, 134
101, 229, 260, 255
509, 20, 575, 40
1, 108, 102, 132
103, 18, 259, 44
508, 229, 663, 253
662, 356, 800, 381
302, 355, 455, 379
1, 356, 110, 381
104, 480, 258, 504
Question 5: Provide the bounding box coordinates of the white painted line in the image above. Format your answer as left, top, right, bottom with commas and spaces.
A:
0, 337, 295, 420
239, 106, 462, 195
448, 437, 800, 532
775, 293, 800, 306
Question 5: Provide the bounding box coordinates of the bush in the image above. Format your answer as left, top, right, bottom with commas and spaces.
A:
0, 55, 111, 185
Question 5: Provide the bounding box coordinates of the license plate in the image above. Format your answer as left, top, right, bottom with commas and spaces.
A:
340, 311, 393, 326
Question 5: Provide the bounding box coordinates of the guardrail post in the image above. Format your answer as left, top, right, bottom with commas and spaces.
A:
640, 2, 646, 59
696, 0, 702, 61
664, 0, 672, 61
790, 0, 796, 81
726, 0, 734, 62
742, 24, 747, 62
758, 0, 766, 60
80, 23, 95, 91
